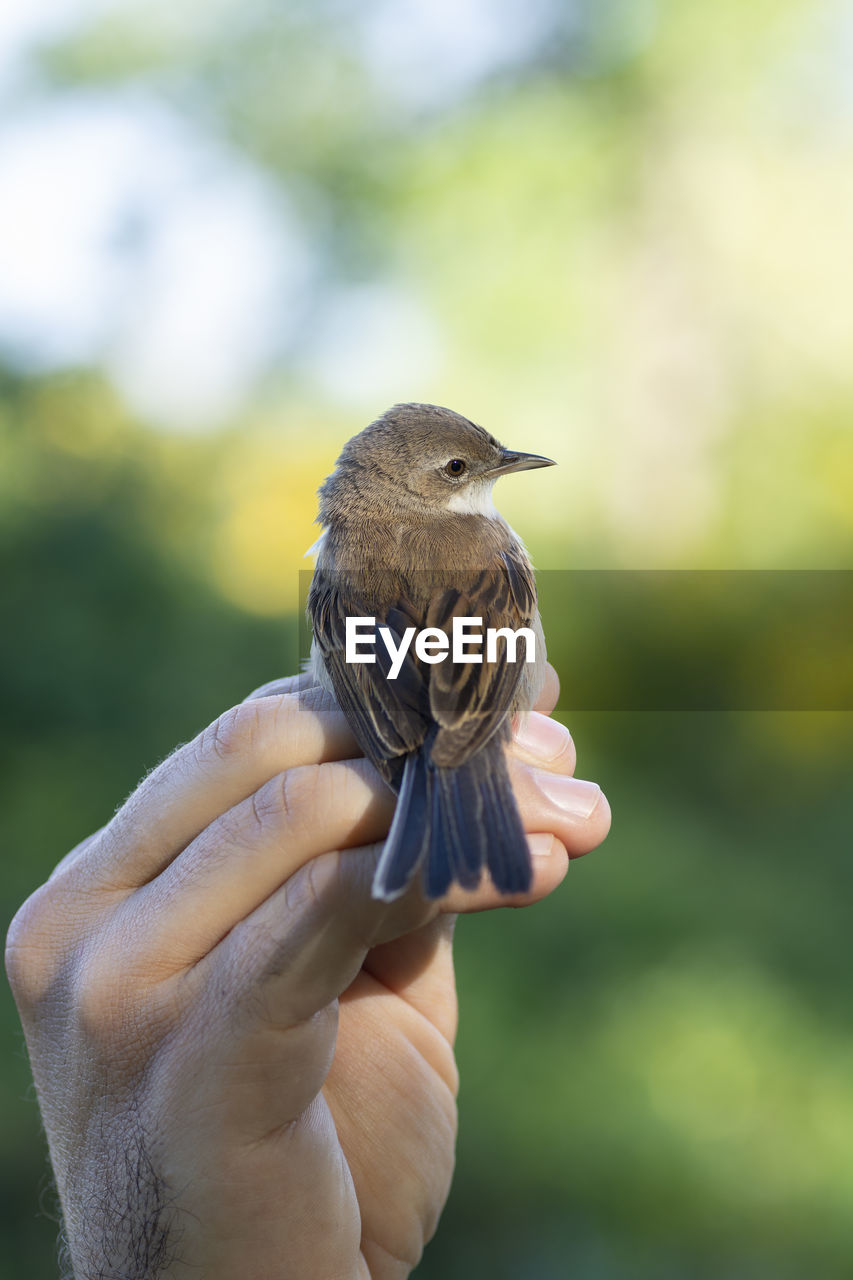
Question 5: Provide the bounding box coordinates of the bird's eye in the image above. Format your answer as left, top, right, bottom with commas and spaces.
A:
445, 458, 467, 476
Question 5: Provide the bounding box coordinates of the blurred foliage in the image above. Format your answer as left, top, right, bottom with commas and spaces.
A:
2, 1, 853, 1278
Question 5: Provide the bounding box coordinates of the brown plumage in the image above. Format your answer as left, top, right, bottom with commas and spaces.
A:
307, 403, 554, 900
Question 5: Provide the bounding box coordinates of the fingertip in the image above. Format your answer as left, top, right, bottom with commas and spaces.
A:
511, 711, 576, 773
441, 834, 569, 914
558, 782, 611, 858
585, 787, 612, 852
526, 833, 571, 895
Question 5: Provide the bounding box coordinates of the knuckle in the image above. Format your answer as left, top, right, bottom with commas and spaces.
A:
72, 948, 132, 1046
199, 701, 265, 766
250, 763, 323, 837
71, 934, 164, 1056
305, 847, 348, 910
292, 847, 343, 914
5, 884, 65, 1006
7, 890, 168, 1063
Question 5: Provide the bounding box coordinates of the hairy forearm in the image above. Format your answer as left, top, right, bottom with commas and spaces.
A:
57, 1114, 181, 1280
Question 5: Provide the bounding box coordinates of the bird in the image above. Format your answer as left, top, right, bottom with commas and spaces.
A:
306, 402, 555, 901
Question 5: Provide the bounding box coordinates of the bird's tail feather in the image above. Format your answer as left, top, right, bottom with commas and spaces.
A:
371, 740, 531, 902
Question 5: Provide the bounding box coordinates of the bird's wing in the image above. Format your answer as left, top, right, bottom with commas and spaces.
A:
426, 546, 538, 768
308, 569, 431, 788
309, 543, 538, 777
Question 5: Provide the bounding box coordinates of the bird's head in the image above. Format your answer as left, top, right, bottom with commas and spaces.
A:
319, 403, 555, 521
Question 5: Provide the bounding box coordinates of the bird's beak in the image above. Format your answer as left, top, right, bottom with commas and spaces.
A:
489, 449, 557, 477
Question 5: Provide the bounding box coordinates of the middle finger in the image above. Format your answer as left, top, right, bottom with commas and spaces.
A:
130, 753, 603, 971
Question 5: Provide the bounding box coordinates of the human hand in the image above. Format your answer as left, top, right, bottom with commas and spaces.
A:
5, 665, 610, 1280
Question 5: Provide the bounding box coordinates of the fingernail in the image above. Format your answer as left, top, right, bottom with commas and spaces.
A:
527, 833, 559, 859
513, 713, 572, 762
533, 773, 601, 820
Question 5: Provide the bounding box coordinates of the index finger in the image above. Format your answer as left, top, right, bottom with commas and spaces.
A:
243, 671, 319, 701
68, 686, 361, 891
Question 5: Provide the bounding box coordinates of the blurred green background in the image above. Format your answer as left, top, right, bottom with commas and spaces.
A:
2, 1, 852, 1276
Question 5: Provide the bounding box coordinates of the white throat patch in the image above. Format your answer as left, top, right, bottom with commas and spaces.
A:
304, 529, 327, 558
446, 480, 499, 518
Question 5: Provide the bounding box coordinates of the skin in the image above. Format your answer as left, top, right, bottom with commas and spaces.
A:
5, 664, 610, 1280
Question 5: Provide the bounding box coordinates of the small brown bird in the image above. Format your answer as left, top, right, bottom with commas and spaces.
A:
307, 402, 555, 900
